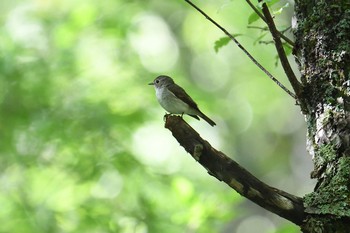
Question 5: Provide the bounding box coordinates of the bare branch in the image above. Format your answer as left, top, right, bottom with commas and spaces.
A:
165, 115, 305, 225
184, 0, 296, 99
258, 1, 303, 98
245, 0, 295, 46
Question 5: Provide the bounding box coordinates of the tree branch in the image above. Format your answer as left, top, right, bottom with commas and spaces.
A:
258, 1, 303, 98
184, 0, 296, 99
245, 0, 295, 46
164, 115, 305, 225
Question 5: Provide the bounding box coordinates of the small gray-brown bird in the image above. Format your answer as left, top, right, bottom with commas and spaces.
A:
149, 75, 216, 126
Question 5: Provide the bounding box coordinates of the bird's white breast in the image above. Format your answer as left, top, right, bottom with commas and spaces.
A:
155, 87, 190, 114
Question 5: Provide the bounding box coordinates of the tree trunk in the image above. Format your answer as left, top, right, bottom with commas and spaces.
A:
294, 0, 350, 231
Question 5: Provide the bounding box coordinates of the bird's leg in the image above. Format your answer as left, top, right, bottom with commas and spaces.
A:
181, 112, 184, 118
163, 112, 171, 122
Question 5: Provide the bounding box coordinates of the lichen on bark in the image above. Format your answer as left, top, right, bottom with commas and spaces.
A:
294, 0, 350, 231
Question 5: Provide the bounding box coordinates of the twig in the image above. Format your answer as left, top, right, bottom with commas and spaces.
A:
248, 25, 292, 37
281, 26, 292, 34
259, 1, 302, 98
259, 41, 274, 45
245, 0, 295, 46
165, 115, 305, 225
247, 25, 269, 31
184, 0, 296, 99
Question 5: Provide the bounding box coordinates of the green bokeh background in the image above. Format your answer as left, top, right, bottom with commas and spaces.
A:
0, 0, 314, 232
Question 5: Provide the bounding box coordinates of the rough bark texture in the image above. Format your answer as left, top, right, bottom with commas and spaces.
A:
294, 0, 350, 231
164, 115, 305, 224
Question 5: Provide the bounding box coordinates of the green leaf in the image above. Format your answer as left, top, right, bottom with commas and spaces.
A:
248, 12, 261, 24
265, 0, 280, 6
214, 37, 230, 53
273, 2, 290, 15
214, 35, 242, 53
282, 42, 293, 56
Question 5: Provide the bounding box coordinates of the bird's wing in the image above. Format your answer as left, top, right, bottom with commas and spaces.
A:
167, 84, 199, 110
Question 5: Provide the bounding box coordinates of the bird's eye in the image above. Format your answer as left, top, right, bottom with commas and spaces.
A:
156, 80, 160, 83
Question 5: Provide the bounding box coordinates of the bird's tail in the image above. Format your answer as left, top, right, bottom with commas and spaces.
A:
198, 111, 216, 126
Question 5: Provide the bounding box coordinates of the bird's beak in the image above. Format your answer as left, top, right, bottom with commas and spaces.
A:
148, 82, 154, 85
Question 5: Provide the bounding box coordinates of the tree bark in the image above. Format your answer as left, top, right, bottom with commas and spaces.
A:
294, 0, 350, 231
164, 115, 305, 224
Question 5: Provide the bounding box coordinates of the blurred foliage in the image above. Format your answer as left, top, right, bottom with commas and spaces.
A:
0, 0, 313, 232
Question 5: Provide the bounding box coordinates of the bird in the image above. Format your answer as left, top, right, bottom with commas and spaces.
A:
149, 75, 216, 126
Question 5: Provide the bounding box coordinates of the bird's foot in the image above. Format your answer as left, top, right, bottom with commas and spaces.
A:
163, 113, 171, 122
